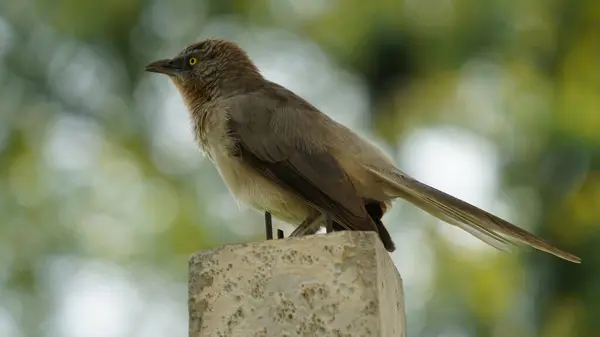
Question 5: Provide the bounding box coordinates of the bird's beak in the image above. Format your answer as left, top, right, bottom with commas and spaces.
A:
144, 58, 183, 76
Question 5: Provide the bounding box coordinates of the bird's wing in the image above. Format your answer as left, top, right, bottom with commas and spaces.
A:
222, 92, 375, 232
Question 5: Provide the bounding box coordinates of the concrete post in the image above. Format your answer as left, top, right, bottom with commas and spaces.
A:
188, 231, 406, 337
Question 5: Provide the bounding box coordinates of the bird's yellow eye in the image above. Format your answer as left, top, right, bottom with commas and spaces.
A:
188, 57, 197, 66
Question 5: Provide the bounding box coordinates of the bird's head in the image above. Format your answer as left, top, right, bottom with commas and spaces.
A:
145, 38, 263, 102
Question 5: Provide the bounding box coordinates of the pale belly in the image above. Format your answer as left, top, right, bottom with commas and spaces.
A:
210, 150, 312, 225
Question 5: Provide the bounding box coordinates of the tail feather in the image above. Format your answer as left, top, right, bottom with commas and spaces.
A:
331, 200, 396, 252
367, 166, 581, 263
420, 197, 512, 252
365, 201, 395, 252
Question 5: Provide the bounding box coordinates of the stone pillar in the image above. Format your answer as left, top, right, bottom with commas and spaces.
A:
188, 231, 406, 337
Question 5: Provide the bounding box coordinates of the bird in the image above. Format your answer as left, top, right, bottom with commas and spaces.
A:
144, 38, 581, 264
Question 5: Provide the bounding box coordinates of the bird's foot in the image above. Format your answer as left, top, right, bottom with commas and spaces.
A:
290, 212, 324, 237
324, 213, 333, 233
264, 212, 273, 240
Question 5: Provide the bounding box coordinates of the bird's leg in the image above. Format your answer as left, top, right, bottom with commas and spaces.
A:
325, 213, 333, 233
290, 212, 325, 237
265, 211, 273, 240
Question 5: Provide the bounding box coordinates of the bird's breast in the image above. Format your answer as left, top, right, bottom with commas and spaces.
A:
194, 108, 311, 225
205, 141, 311, 225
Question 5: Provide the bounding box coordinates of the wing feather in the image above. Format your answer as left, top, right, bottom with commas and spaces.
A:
224, 93, 376, 233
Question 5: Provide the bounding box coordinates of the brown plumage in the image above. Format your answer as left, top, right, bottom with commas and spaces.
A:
145, 38, 581, 263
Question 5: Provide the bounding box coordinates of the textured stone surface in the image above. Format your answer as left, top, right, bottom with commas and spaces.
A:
188, 231, 406, 337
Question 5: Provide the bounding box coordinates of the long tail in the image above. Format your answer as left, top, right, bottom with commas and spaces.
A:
368, 166, 581, 263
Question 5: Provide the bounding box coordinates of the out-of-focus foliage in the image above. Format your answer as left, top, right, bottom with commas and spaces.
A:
0, 0, 598, 336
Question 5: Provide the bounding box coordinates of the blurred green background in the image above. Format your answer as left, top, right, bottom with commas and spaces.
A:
1, 0, 599, 336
